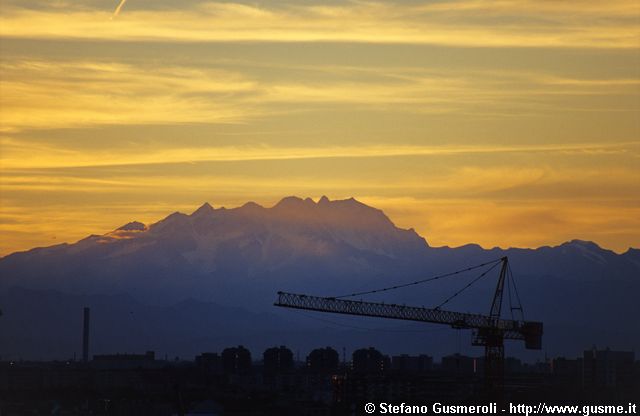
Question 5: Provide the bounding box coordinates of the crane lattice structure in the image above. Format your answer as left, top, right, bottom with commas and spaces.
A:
274, 256, 542, 394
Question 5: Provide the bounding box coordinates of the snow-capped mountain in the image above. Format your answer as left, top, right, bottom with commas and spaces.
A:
0, 196, 429, 303
0, 196, 638, 360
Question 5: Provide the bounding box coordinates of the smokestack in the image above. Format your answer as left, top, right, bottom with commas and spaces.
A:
82, 307, 90, 363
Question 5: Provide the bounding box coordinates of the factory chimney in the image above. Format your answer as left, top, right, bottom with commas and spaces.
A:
82, 307, 90, 362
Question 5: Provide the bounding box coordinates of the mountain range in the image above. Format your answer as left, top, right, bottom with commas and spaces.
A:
1, 196, 638, 361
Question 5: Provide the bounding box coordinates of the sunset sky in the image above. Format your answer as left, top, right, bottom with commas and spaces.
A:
1, 0, 639, 256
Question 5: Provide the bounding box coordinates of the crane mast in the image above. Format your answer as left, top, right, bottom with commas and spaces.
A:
274, 257, 542, 395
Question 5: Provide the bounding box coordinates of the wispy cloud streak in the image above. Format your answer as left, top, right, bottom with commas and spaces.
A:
1, 1, 638, 48
1, 137, 638, 169
1, 59, 637, 132
112, 0, 128, 19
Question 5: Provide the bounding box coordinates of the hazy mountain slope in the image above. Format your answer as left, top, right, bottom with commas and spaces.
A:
0, 196, 638, 360
0, 196, 428, 304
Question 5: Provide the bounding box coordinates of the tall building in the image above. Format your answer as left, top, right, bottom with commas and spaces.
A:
352, 347, 390, 374
221, 345, 252, 374
306, 347, 339, 373
583, 347, 634, 388
263, 346, 294, 374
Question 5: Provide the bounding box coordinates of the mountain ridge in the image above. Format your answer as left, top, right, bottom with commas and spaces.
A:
0, 196, 638, 360
2, 196, 633, 259
0, 197, 636, 291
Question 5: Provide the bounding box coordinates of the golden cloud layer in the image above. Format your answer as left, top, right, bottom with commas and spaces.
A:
1, 59, 638, 132
0, 60, 258, 132
0, 1, 638, 48
1, 136, 637, 169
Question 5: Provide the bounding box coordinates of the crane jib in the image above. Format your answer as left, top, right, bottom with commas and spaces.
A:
274, 291, 542, 350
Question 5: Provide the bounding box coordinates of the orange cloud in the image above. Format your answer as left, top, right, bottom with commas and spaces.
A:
0, 2, 638, 48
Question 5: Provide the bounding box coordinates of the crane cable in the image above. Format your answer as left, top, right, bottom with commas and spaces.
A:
334, 258, 503, 299
506, 265, 514, 320
507, 262, 525, 321
434, 260, 502, 310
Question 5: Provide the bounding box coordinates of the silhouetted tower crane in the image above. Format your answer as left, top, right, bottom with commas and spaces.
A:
274, 256, 542, 394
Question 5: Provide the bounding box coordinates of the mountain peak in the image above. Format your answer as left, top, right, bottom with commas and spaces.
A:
273, 196, 314, 210
191, 202, 214, 217
564, 239, 602, 250
116, 221, 146, 231
238, 201, 265, 214
319, 195, 330, 204
241, 201, 263, 209
330, 196, 367, 209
